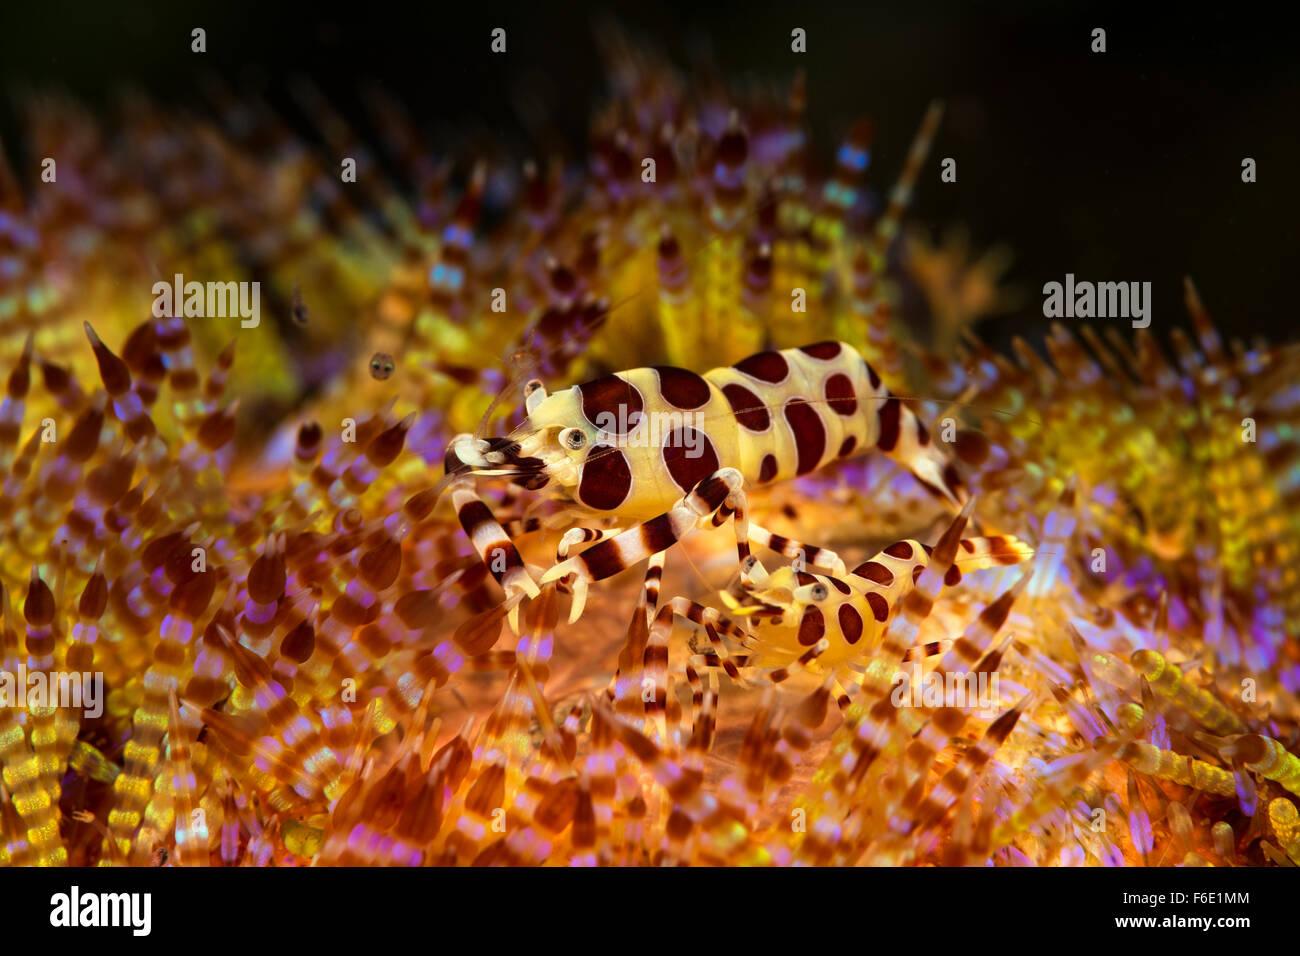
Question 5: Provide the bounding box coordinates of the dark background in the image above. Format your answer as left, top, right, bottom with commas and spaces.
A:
2, 0, 1296, 348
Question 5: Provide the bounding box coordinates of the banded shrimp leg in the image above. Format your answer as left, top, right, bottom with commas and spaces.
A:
706, 498, 850, 583
538, 467, 761, 621
406, 352, 560, 630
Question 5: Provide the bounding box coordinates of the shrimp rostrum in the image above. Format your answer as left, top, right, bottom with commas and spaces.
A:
425, 339, 971, 626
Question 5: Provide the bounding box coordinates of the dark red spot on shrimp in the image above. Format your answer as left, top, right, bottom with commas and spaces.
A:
876, 397, 901, 451
838, 604, 864, 644
486, 541, 523, 576
515, 472, 550, 491
733, 350, 789, 384
723, 383, 771, 432
758, 454, 778, 482
654, 367, 711, 409
783, 400, 826, 475
643, 643, 669, 672
662, 428, 720, 493
944, 565, 963, 587
456, 500, 494, 536
885, 541, 914, 560
579, 375, 643, 435
863, 359, 881, 391
866, 592, 890, 622
838, 436, 857, 458
640, 514, 681, 555
797, 606, 826, 646
828, 577, 851, 594
799, 341, 842, 361
691, 474, 732, 510
578, 444, 632, 510
986, 536, 1023, 565
824, 373, 857, 416
577, 541, 629, 581
854, 561, 894, 585
915, 418, 930, 445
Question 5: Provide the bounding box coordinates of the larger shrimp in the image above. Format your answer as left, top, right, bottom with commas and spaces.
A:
430, 339, 969, 624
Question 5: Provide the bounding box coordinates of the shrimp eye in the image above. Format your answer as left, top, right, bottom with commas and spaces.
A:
525, 379, 544, 395
560, 427, 587, 451
793, 582, 827, 603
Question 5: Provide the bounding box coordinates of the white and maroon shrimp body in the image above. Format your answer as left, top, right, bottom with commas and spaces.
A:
440, 340, 969, 614
515, 340, 965, 523
736, 532, 1032, 674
